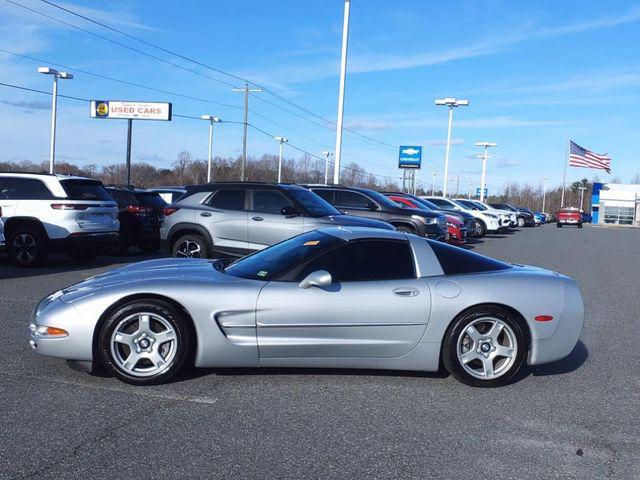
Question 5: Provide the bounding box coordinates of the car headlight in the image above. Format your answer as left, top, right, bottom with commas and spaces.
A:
411, 214, 437, 224
484, 213, 497, 219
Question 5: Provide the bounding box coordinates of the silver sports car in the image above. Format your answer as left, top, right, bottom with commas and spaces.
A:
29, 227, 583, 387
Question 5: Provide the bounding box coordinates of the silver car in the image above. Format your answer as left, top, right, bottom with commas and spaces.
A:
30, 227, 584, 388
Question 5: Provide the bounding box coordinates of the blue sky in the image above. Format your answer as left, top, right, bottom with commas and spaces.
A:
1, 0, 639, 192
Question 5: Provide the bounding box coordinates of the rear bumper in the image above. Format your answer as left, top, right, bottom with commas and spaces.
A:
50, 232, 119, 251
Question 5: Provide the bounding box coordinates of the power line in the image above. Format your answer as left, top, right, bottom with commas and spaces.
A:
29, 0, 406, 153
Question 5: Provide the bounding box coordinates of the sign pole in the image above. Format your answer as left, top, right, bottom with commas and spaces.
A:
126, 119, 132, 186
560, 138, 570, 207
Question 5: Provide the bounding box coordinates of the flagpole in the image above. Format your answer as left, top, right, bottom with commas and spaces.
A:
560, 138, 570, 207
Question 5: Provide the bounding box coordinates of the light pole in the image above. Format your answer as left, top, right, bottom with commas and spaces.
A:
542, 176, 548, 212
435, 97, 469, 196
579, 186, 587, 210
468, 181, 472, 199
333, 0, 351, 185
475, 141, 497, 202
322, 151, 334, 184
274, 137, 288, 183
431, 172, 437, 195
200, 115, 221, 183
38, 67, 73, 174
449, 176, 455, 197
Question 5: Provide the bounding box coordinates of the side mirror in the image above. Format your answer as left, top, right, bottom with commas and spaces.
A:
281, 206, 299, 217
298, 270, 332, 289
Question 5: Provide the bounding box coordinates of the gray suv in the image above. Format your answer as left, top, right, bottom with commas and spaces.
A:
160, 182, 394, 258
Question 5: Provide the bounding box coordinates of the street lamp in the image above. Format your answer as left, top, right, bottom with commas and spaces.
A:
333, 0, 351, 185
38, 67, 73, 174
435, 97, 469, 196
431, 172, 437, 195
200, 115, 221, 183
578, 186, 587, 211
475, 141, 497, 202
322, 151, 334, 184
468, 181, 472, 199
542, 176, 548, 212
274, 137, 288, 183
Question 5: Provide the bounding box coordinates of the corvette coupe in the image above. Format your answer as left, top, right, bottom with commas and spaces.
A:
29, 227, 584, 387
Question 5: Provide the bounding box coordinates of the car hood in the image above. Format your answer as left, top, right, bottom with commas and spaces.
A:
62, 258, 233, 294
317, 214, 395, 230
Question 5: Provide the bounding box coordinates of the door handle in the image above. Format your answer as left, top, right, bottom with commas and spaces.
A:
200, 212, 212, 217
251, 216, 264, 221
393, 288, 419, 297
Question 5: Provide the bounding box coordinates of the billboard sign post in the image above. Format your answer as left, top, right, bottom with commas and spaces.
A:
90, 101, 172, 185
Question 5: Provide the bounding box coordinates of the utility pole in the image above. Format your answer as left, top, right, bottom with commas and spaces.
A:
456, 175, 460, 196
468, 181, 472, 199
579, 186, 587, 211
233, 82, 262, 181
431, 172, 437, 195
542, 176, 548, 212
333, 0, 351, 185
322, 151, 333, 184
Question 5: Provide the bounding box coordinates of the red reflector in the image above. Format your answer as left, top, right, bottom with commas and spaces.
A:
126, 205, 152, 215
51, 203, 89, 210
164, 207, 180, 216
535, 315, 554, 322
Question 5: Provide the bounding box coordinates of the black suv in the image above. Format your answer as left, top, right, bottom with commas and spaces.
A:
306, 185, 448, 241
105, 187, 167, 255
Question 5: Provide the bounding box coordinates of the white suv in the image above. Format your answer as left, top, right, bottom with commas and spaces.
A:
422, 196, 505, 236
0, 173, 119, 266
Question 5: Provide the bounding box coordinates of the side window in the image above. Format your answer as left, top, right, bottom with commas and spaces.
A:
313, 189, 335, 203
429, 199, 448, 208
337, 191, 371, 209
429, 241, 512, 274
252, 189, 293, 214
208, 189, 246, 211
298, 240, 415, 282
0, 178, 53, 200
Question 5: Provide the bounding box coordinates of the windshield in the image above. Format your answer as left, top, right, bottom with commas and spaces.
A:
135, 192, 167, 208
365, 189, 401, 208
225, 231, 344, 280
452, 199, 477, 210
469, 201, 488, 211
60, 180, 113, 202
288, 189, 341, 217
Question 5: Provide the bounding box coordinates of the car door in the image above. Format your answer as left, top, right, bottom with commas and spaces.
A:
247, 188, 304, 250
256, 238, 430, 359
199, 188, 249, 251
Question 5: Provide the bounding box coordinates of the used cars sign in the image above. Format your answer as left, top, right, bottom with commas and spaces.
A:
90, 100, 172, 121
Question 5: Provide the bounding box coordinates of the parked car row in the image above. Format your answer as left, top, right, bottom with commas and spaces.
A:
0, 172, 565, 267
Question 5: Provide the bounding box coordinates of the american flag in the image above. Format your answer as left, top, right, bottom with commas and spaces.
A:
569, 140, 611, 173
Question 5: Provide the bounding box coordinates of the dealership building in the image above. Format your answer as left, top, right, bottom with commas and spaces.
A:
592, 183, 640, 227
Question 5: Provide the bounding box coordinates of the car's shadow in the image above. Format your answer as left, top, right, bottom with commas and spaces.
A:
0, 252, 166, 280
527, 340, 588, 376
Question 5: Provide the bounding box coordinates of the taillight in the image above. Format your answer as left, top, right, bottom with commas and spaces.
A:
126, 205, 152, 216
164, 207, 180, 216
51, 203, 89, 211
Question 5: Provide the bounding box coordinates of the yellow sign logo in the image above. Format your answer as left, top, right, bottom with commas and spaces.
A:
96, 102, 109, 116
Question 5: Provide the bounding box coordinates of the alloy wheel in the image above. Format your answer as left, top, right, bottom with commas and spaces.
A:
12, 233, 37, 264
456, 317, 518, 380
176, 240, 202, 258
110, 312, 178, 378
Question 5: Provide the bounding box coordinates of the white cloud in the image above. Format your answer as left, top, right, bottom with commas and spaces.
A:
344, 118, 391, 131
426, 138, 464, 147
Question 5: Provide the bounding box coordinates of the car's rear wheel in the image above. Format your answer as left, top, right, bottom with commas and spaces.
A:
577, 223, 583, 229
172, 234, 208, 258
393, 224, 415, 234
557, 223, 562, 228
8, 227, 48, 267
473, 219, 486, 237
103, 239, 130, 256
443, 306, 527, 387
98, 300, 192, 385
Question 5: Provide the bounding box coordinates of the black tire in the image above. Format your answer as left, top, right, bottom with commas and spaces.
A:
171, 233, 208, 258
8, 226, 49, 267
97, 300, 193, 386
140, 242, 161, 254
473, 219, 486, 237
68, 247, 100, 263
557, 223, 562, 228
577, 223, 583, 229
103, 238, 130, 256
442, 306, 527, 388
393, 224, 415, 234
517, 217, 525, 228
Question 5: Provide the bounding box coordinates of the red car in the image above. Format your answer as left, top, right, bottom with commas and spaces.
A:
556, 207, 582, 228
388, 195, 466, 244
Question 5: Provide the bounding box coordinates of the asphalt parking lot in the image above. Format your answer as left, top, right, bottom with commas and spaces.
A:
1, 225, 639, 479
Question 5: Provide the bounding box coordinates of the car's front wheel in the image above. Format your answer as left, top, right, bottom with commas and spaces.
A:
517, 217, 525, 227
171, 234, 208, 258
98, 300, 193, 385
442, 306, 527, 387
472, 219, 486, 237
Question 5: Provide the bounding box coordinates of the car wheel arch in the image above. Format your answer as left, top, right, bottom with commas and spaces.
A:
388, 221, 418, 233
4, 216, 49, 239
437, 302, 531, 369
168, 223, 214, 251
92, 293, 199, 371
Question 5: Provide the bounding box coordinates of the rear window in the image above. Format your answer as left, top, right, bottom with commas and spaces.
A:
61, 180, 112, 201
108, 190, 139, 206
135, 192, 167, 208
429, 241, 512, 275
208, 189, 246, 210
